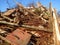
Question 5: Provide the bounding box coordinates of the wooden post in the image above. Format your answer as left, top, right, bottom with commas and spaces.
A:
49, 2, 53, 34
53, 8, 60, 45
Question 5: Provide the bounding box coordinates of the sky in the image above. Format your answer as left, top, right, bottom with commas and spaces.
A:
0, 0, 60, 12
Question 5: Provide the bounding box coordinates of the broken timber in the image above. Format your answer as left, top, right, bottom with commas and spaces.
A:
0, 20, 52, 32
22, 25, 53, 32
1, 12, 13, 21
0, 21, 18, 26
53, 8, 60, 45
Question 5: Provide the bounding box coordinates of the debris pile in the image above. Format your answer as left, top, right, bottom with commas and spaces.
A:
0, 2, 54, 45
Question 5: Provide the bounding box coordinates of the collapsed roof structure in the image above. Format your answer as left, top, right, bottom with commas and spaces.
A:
0, 1, 60, 45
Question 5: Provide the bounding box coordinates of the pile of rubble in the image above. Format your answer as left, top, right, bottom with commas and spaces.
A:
0, 2, 54, 45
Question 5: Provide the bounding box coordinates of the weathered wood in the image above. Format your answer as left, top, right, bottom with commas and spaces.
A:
37, 2, 47, 11
49, 2, 53, 31
17, 3, 48, 22
53, 8, 60, 45
22, 25, 53, 32
48, 4, 53, 45
0, 35, 12, 44
1, 15, 13, 21
0, 29, 7, 33
38, 15, 48, 23
3, 9, 15, 16
0, 21, 18, 26
17, 3, 38, 17
13, 1, 48, 23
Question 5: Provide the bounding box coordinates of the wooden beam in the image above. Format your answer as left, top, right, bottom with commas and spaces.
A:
17, 3, 38, 17
49, 2, 53, 30
1, 15, 13, 21
22, 25, 53, 32
1, 12, 13, 21
0, 21, 18, 26
53, 8, 60, 45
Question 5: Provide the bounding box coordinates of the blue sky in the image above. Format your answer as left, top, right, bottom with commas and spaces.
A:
0, 0, 60, 12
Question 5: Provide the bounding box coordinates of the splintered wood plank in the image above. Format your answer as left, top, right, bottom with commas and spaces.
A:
3, 9, 15, 16
22, 25, 53, 32
53, 8, 60, 45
